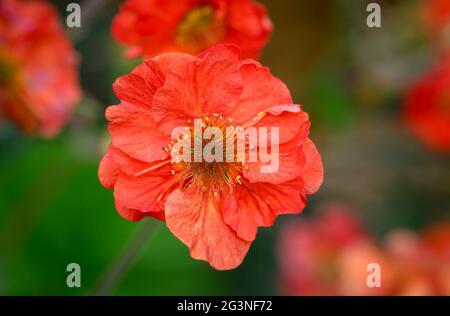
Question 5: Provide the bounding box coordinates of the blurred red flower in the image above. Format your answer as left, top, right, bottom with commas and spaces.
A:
403, 54, 450, 153
277, 204, 450, 296
111, 0, 272, 59
386, 223, 450, 295
423, 223, 450, 295
277, 204, 392, 295
423, 0, 450, 38
98, 45, 323, 270
0, 0, 80, 137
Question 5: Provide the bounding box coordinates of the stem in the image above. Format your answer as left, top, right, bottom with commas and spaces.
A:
90, 218, 158, 295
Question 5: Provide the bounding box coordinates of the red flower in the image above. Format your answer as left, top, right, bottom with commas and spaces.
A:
423, 223, 450, 295
111, 0, 272, 59
0, 0, 80, 137
403, 54, 450, 153
277, 204, 392, 295
99, 45, 323, 270
423, 0, 450, 38
386, 224, 450, 295
278, 204, 450, 296
423, 223, 450, 260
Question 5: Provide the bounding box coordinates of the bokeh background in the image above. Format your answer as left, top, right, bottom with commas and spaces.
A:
0, 0, 449, 295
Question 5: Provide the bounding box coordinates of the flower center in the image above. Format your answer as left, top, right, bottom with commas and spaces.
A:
0, 48, 20, 88
175, 5, 225, 52
168, 114, 243, 195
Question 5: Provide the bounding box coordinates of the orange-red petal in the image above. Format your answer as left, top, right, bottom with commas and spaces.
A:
165, 187, 251, 270
301, 138, 324, 194
222, 178, 306, 241
230, 62, 292, 125
113, 168, 176, 213
98, 147, 120, 189
106, 102, 170, 163
151, 46, 243, 121
115, 200, 165, 222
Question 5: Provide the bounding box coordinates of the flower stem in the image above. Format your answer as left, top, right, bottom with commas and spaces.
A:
90, 218, 158, 295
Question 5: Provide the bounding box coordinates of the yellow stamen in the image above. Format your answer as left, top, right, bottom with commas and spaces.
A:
175, 5, 225, 52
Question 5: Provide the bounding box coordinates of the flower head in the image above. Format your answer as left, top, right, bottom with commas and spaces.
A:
277, 204, 450, 296
0, 0, 80, 137
99, 45, 323, 270
403, 54, 450, 153
386, 223, 450, 295
277, 204, 391, 295
112, 0, 272, 59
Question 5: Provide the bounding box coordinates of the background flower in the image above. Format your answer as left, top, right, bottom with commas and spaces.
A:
277, 204, 393, 296
403, 54, 450, 153
111, 0, 272, 59
0, 0, 80, 137
277, 204, 450, 296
